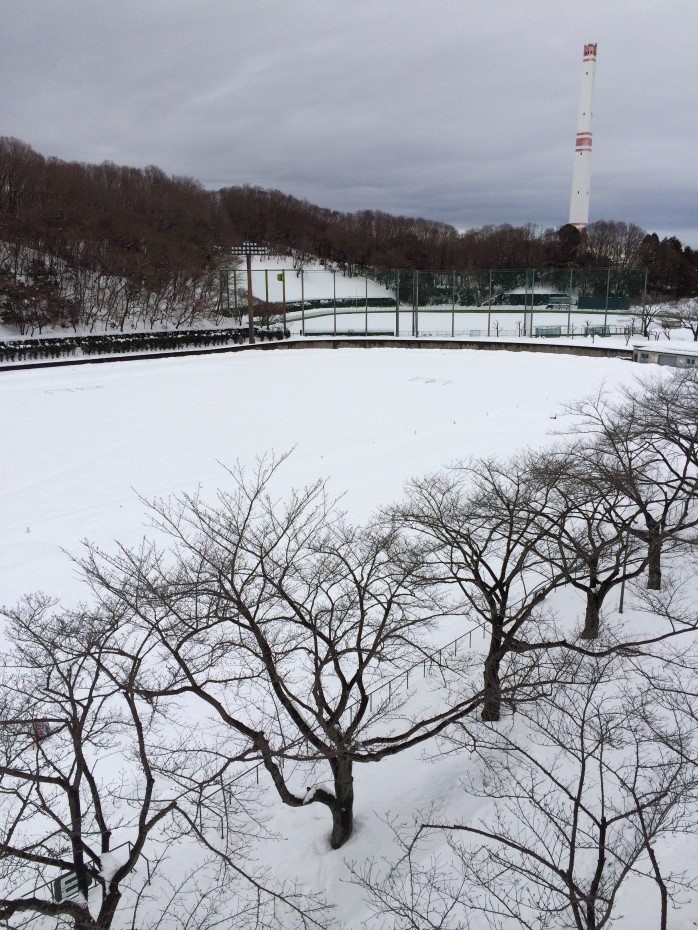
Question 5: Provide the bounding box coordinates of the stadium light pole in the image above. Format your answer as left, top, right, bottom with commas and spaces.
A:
231, 241, 268, 344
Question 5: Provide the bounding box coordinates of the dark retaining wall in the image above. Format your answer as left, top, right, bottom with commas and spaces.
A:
0, 336, 632, 373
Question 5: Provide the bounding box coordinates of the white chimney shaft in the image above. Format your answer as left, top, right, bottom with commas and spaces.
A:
569, 42, 597, 230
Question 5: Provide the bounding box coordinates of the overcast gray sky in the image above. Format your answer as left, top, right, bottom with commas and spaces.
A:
2, 0, 697, 244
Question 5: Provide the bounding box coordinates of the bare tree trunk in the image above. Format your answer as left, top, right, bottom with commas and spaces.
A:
646, 520, 662, 590
646, 842, 668, 930
584, 815, 606, 930
581, 556, 603, 640
581, 590, 603, 640
329, 756, 354, 849
482, 625, 504, 722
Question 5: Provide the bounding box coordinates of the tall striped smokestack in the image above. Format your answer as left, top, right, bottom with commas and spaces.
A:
569, 42, 597, 230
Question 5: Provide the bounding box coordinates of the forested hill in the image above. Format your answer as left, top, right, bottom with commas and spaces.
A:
1, 135, 696, 332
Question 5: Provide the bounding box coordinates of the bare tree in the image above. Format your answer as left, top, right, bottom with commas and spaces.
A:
0, 596, 178, 930
631, 295, 665, 339
583, 220, 647, 270
391, 457, 567, 721
527, 449, 648, 639
623, 370, 698, 474
0, 595, 332, 930
354, 656, 698, 930
665, 298, 698, 341
79, 456, 492, 851
657, 309, 682, 340
565, 384, 698, 590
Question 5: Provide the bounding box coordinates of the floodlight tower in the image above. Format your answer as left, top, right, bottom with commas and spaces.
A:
230, 240, 268, 344
569, 42, 597, 230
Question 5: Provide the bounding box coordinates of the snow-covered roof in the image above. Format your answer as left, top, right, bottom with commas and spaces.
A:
632, 342, 698, 357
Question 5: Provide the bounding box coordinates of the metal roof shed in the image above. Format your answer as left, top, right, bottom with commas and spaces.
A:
632, 343, 698, 368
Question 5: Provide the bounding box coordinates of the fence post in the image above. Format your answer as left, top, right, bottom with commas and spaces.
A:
282, 269, 287, 333
365, 274, 368, 335
333, 270, 337, 336
642, 267, 649, 318
523, 272, 528, 337
265, 268, 269, 329
568, 268, 573, 336
604, 267, 611, 330
395, 270, 400, 337
451, 271, 456, 338
301, 269, 305, 336
488, 270, 492, 337
413, 271, 419, 337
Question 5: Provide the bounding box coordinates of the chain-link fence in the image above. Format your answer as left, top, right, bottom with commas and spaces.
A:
222, 266, 647, 338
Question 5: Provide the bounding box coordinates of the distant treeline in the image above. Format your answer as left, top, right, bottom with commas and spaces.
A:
1, 136, 696, 336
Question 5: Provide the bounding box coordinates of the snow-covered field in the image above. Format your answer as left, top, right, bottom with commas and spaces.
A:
1, 348, 637, 604
2, 347, 697, 928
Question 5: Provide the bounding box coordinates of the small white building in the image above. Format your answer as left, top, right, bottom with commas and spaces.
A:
632, 343, 698, 368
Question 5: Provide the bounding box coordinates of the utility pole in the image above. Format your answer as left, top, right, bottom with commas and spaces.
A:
230, 241, 268, 344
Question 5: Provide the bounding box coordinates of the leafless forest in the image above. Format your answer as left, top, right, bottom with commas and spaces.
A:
1, 137, 696, 336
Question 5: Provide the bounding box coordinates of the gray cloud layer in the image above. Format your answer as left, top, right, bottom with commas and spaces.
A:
2, 0, 697, 244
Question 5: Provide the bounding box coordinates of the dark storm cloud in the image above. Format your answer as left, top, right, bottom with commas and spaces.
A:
2, 0, 697, 243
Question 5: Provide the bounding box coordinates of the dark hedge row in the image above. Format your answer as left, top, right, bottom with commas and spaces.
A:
0, 326, 289, 363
